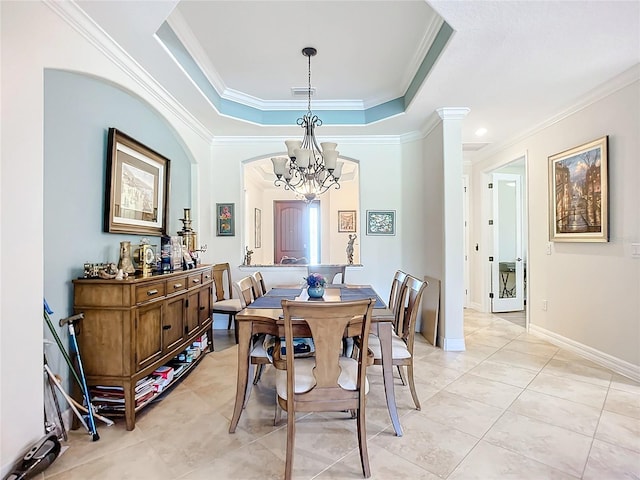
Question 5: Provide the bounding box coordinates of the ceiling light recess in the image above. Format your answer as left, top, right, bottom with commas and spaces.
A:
272, 47, 342, 203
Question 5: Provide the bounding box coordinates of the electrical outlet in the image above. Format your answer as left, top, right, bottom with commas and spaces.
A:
542, 300, 548, 311
546, 242, 552, 255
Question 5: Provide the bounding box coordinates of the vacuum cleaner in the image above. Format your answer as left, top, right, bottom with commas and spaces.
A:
4, 433, 61, 480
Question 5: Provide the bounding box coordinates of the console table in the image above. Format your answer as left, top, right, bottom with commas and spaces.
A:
72, 265, 214, 430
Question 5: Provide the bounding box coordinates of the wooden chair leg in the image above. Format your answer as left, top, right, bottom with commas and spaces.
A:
274, 398, 282, 426
227, 314, 233, 330
253, 364, 265, 385
397, 365, 407, 386
357, 405, 371, 478
233, 317, 238, 344
285, 410, 295, 480
243, 364, 255, 409
407, 364, 421, 411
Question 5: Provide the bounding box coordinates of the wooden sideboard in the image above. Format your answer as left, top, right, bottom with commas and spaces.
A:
73, 264, 214, 430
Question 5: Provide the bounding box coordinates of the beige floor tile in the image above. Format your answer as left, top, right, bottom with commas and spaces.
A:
501, 338, 560, 358
43, 422, 147, 477
542, 358, 613, 387
509, 390, 601, 436
469, 359, 539, 388
443, 372, 523, 409
595, 410, 640, 453
41, 309, 634, 480
582, 439, 640, 480
46, 440, 173, 480
317, 443, 442, 479
484, 411, 593, 477
610, 373, 640, 395
419, 390, 504, 437
527, 372, 608, 409
448, 440, 578, 480
370, 413, 479, 478
604, 387, 640, 419
488, 348, 551, 372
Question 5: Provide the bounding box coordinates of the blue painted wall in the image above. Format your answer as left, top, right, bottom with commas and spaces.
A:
43, 70, 192, 362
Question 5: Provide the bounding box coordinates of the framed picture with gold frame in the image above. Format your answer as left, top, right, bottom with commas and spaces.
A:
548, 136, 608, 242
338, 210, 356, 233
104, 128, 170, 236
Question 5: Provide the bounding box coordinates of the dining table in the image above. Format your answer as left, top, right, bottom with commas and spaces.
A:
228, 284, 405, 436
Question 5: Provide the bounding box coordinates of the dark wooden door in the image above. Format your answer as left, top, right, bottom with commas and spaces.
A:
274, 200, 310, 263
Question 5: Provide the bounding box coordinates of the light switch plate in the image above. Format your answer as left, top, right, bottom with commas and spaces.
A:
632, 243, 640, 258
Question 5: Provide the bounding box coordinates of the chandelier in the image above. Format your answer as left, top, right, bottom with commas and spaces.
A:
271, 47, 343, 203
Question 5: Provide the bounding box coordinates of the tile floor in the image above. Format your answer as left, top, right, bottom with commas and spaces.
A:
39, 309, 639, 479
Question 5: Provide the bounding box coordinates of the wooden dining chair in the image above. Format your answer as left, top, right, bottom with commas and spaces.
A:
366, 275, 427, 410
211, 263, 243, 343
251, 271, 267, 298
306, 265, 346, 284
388, 270, 409, 334
274, 298, 376, 479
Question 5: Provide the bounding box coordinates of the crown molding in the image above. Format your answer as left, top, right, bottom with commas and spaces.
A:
212, 135, 402, 147
473, 63, 640, 164
45, 0, 213, 142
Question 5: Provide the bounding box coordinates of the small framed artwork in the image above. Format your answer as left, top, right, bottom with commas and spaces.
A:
216, 203, 235, 236
548, 136, 608, 242
338, 210, 357, 233
254, 208, 262, 248
366, 210, 396, 235
104, 128, 170, 236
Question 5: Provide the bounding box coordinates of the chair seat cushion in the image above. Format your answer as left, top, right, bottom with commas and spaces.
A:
211, 298, 242, 313
275, 356, 369, 400
368, 333, 411, 359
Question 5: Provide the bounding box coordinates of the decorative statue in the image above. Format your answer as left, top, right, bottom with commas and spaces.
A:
346, 234, 357, 265
244, 246, 254, 266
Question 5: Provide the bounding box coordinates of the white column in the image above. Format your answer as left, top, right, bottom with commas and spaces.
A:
437, 107, 469, 351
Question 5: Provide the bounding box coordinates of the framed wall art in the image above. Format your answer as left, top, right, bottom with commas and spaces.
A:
104, 128, 170, 236
254, 208, 262, 248
338, 210, 356, 233
216, 203, 235, 236
548, 136, 608, 242
366, 210, 396, 236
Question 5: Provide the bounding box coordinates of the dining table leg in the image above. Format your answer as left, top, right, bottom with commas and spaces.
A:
377, 321, 403, 436
229, 320, 251, 433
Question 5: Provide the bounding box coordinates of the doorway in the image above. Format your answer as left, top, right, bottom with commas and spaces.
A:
487, 157, 528, 314
273, 200, 320, 263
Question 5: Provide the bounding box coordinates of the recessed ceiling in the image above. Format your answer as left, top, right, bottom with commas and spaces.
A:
160, 1, 447, 125
75, 0, 640, 161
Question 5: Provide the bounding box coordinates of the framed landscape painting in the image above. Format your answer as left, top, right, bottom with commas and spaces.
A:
366, 210, 396, 236
548, 136, 608, 242
104, 128, 170, 236
216, 203, 235, 236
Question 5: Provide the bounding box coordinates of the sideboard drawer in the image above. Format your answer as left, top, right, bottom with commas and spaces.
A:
187, 272, 203, 288
166, 276, 188, 294
135, 281, 166, 304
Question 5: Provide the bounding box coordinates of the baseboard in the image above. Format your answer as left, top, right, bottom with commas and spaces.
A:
529, 324, 640, 383
467, 301, 483, 311
440, 336, 466, 351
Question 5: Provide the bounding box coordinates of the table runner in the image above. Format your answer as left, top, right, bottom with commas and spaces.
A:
249, 286, 386, 309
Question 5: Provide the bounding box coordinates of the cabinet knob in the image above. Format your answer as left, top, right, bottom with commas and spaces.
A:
162, 325, 171, 330
199, 306, 205, 311
173, 283, 183, 289
147, 289, 158, 296
192, 279, 200, 284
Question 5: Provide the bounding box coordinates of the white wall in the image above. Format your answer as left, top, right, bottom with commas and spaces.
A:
470, 73, 640, 371
0, 1, 211, 472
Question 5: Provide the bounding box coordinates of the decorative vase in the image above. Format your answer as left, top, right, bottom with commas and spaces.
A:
117, 241, 136, 274
307, 285, 325, 298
